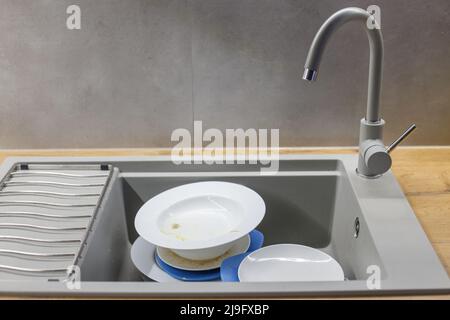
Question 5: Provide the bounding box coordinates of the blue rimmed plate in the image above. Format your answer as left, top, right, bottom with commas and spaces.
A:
155, 230, 264, 282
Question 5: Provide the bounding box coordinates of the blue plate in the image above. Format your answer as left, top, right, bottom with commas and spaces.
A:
220, 230, 264, 282
247, 229, 264, 252
155, 230, 264, 282
155, 252, 220, 281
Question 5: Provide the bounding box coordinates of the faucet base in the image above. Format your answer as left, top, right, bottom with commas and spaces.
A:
358, 118, 391, 177
355, 168, 383, 179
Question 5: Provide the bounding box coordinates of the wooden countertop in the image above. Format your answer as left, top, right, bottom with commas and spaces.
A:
0, 147, 449, 299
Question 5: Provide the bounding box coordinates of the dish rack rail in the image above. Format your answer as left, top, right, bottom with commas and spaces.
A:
0, 163, 113, 280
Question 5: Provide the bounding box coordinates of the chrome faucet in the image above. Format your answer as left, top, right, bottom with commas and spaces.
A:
303, 7, 415, 178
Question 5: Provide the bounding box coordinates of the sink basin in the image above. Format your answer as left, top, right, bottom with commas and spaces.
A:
0, 154, 448, 297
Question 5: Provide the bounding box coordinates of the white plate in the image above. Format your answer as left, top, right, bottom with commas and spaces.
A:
135, 182, 265, 252
130, 237, 181, 283
238, 244, 345, 282
157, 234, 250, 271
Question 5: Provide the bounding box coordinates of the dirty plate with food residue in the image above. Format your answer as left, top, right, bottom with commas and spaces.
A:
134, 181, 265, 260
156, 234, 250, 271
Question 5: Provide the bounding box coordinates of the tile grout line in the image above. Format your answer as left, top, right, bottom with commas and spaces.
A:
188, 0, 196, 136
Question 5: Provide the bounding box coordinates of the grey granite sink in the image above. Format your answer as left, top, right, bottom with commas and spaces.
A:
0, 155, 448, 297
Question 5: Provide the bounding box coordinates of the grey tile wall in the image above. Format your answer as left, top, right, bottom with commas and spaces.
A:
0, 0, 448, 148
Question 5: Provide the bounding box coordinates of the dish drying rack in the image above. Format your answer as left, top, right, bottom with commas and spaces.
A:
0, 163, 112, 280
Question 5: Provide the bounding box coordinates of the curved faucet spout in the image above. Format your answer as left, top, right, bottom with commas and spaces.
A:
303, 7, 383, 122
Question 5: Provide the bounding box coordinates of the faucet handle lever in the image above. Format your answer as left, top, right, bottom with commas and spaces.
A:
386, 124, 417, 154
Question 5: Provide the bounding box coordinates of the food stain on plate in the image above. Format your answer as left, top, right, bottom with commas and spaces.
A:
160, 208, 236, 242
156, 234, 251, 271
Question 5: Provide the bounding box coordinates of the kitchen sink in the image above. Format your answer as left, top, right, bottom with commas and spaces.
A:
0, 155, 448, 297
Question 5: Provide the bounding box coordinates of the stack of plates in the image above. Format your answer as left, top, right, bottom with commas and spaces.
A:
131, 229, 264, 282
130, 181, 266, 282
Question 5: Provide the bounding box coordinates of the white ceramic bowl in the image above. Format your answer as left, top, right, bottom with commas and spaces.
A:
134, 181, 265, 260
238, 244, 345, 282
